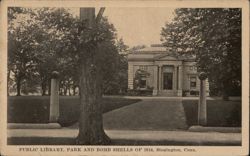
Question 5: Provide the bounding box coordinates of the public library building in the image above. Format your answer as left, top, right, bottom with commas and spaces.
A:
127, 44, 209, 96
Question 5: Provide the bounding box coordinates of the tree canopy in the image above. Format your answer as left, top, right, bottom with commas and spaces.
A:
8, 7, 128, 96
161, 8, 241, 97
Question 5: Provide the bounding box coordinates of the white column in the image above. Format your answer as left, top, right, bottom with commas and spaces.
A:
153, 65, 158, 96
158, 65, 162, 91
198, 72, 207, 126
177, 65, 183, 96
128, 64, 134, 89
50, 71, 59, 123
173, 66, 178, 91
205, 79, 210, 96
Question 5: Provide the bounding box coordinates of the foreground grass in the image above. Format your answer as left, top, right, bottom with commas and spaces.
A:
8, 136, 241, 146
182, 100, 241, 127
8, 96, 141, 127
8, 96, 241, 129
102, 99, 241, 130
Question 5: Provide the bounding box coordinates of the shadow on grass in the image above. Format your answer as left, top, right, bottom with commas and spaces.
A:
8, 137, 241, 146
182, 100, 241, 127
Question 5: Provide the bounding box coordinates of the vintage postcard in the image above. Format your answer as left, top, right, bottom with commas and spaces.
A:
0, 0, 249, 155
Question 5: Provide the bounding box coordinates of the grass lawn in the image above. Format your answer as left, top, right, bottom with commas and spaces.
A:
8, 96, 241, 130
103, 99, 241, 130
7, 96, 141, 127
182, 99, 241, 127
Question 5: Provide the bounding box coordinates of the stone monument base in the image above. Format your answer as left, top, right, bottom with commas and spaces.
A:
152, 90, 158, 96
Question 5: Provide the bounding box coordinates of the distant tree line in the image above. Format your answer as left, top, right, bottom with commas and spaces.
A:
161, 8, 241, 99
8, 8, 128, 96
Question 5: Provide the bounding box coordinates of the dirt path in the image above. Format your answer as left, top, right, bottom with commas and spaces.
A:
103, 99, 188, 130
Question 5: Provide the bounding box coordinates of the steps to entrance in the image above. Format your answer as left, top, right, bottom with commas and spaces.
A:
158, 90, 178, 96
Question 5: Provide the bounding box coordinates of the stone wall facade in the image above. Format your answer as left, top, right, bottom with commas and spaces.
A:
127, 46, 209, 96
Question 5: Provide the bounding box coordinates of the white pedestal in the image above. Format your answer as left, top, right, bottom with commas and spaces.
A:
153, 90, 158, 96
177, 90, 183, 96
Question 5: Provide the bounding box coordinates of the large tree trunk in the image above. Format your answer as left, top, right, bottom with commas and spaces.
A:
63, 84, 67, 95
76, 49, 110, 145
73, 85, 76, 95
59, 88, 63, 95
59, 81, 63, 95
48, 79, 51, 95
16, 77, 21, 96
73, 85, 79, 95
68, 85, 71, 96
222, 80, 229, 101
41, 80, 47, 96
222, 92, 229, 101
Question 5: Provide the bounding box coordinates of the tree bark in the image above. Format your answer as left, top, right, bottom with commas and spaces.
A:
16, 77, 21, 96
63, 85, 67, 95
222, 91, 229, 101
76, 49, 110, 145
41, 80, 47, 96
59, 88, 63, 95
68, 86, 71, 96
73, 85, 76, 95
222, 80, 229, 101
48, 79, 51, 95
76, 7, 110, 145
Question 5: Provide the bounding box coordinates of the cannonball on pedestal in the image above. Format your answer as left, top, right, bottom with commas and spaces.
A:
198, 72, 207, 80
51, 71, 60, 79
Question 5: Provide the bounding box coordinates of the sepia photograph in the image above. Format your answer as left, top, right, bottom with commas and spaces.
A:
0, 0, 249, 156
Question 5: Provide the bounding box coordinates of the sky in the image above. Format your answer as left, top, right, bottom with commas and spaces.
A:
103, 8, 175, 48
70, 7, 176, 48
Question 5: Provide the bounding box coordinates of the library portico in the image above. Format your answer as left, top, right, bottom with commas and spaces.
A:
127, 44, 209, 96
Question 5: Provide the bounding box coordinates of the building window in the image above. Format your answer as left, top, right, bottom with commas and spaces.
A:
189, 66, 197, 71
139, 65, 148, 71
134, 68, 150, 90
139, 77, 147, 89
190, 76, 197, 88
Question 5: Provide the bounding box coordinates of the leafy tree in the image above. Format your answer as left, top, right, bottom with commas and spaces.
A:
116, 38, 129, 54
8, 7, 128, 97
8, 9, 40, 95
32, 8, 79, 95
8, 8, 126, 145
115, 38, 129, 94
161, 8, 241, 99
115, 54, 129, 94
130, 44, 146, 51
40, 8, 116, 144
102, 38, 129, 95
74, 8, 115, 144
21, 78, 41, 95
8, 8, 80, 95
